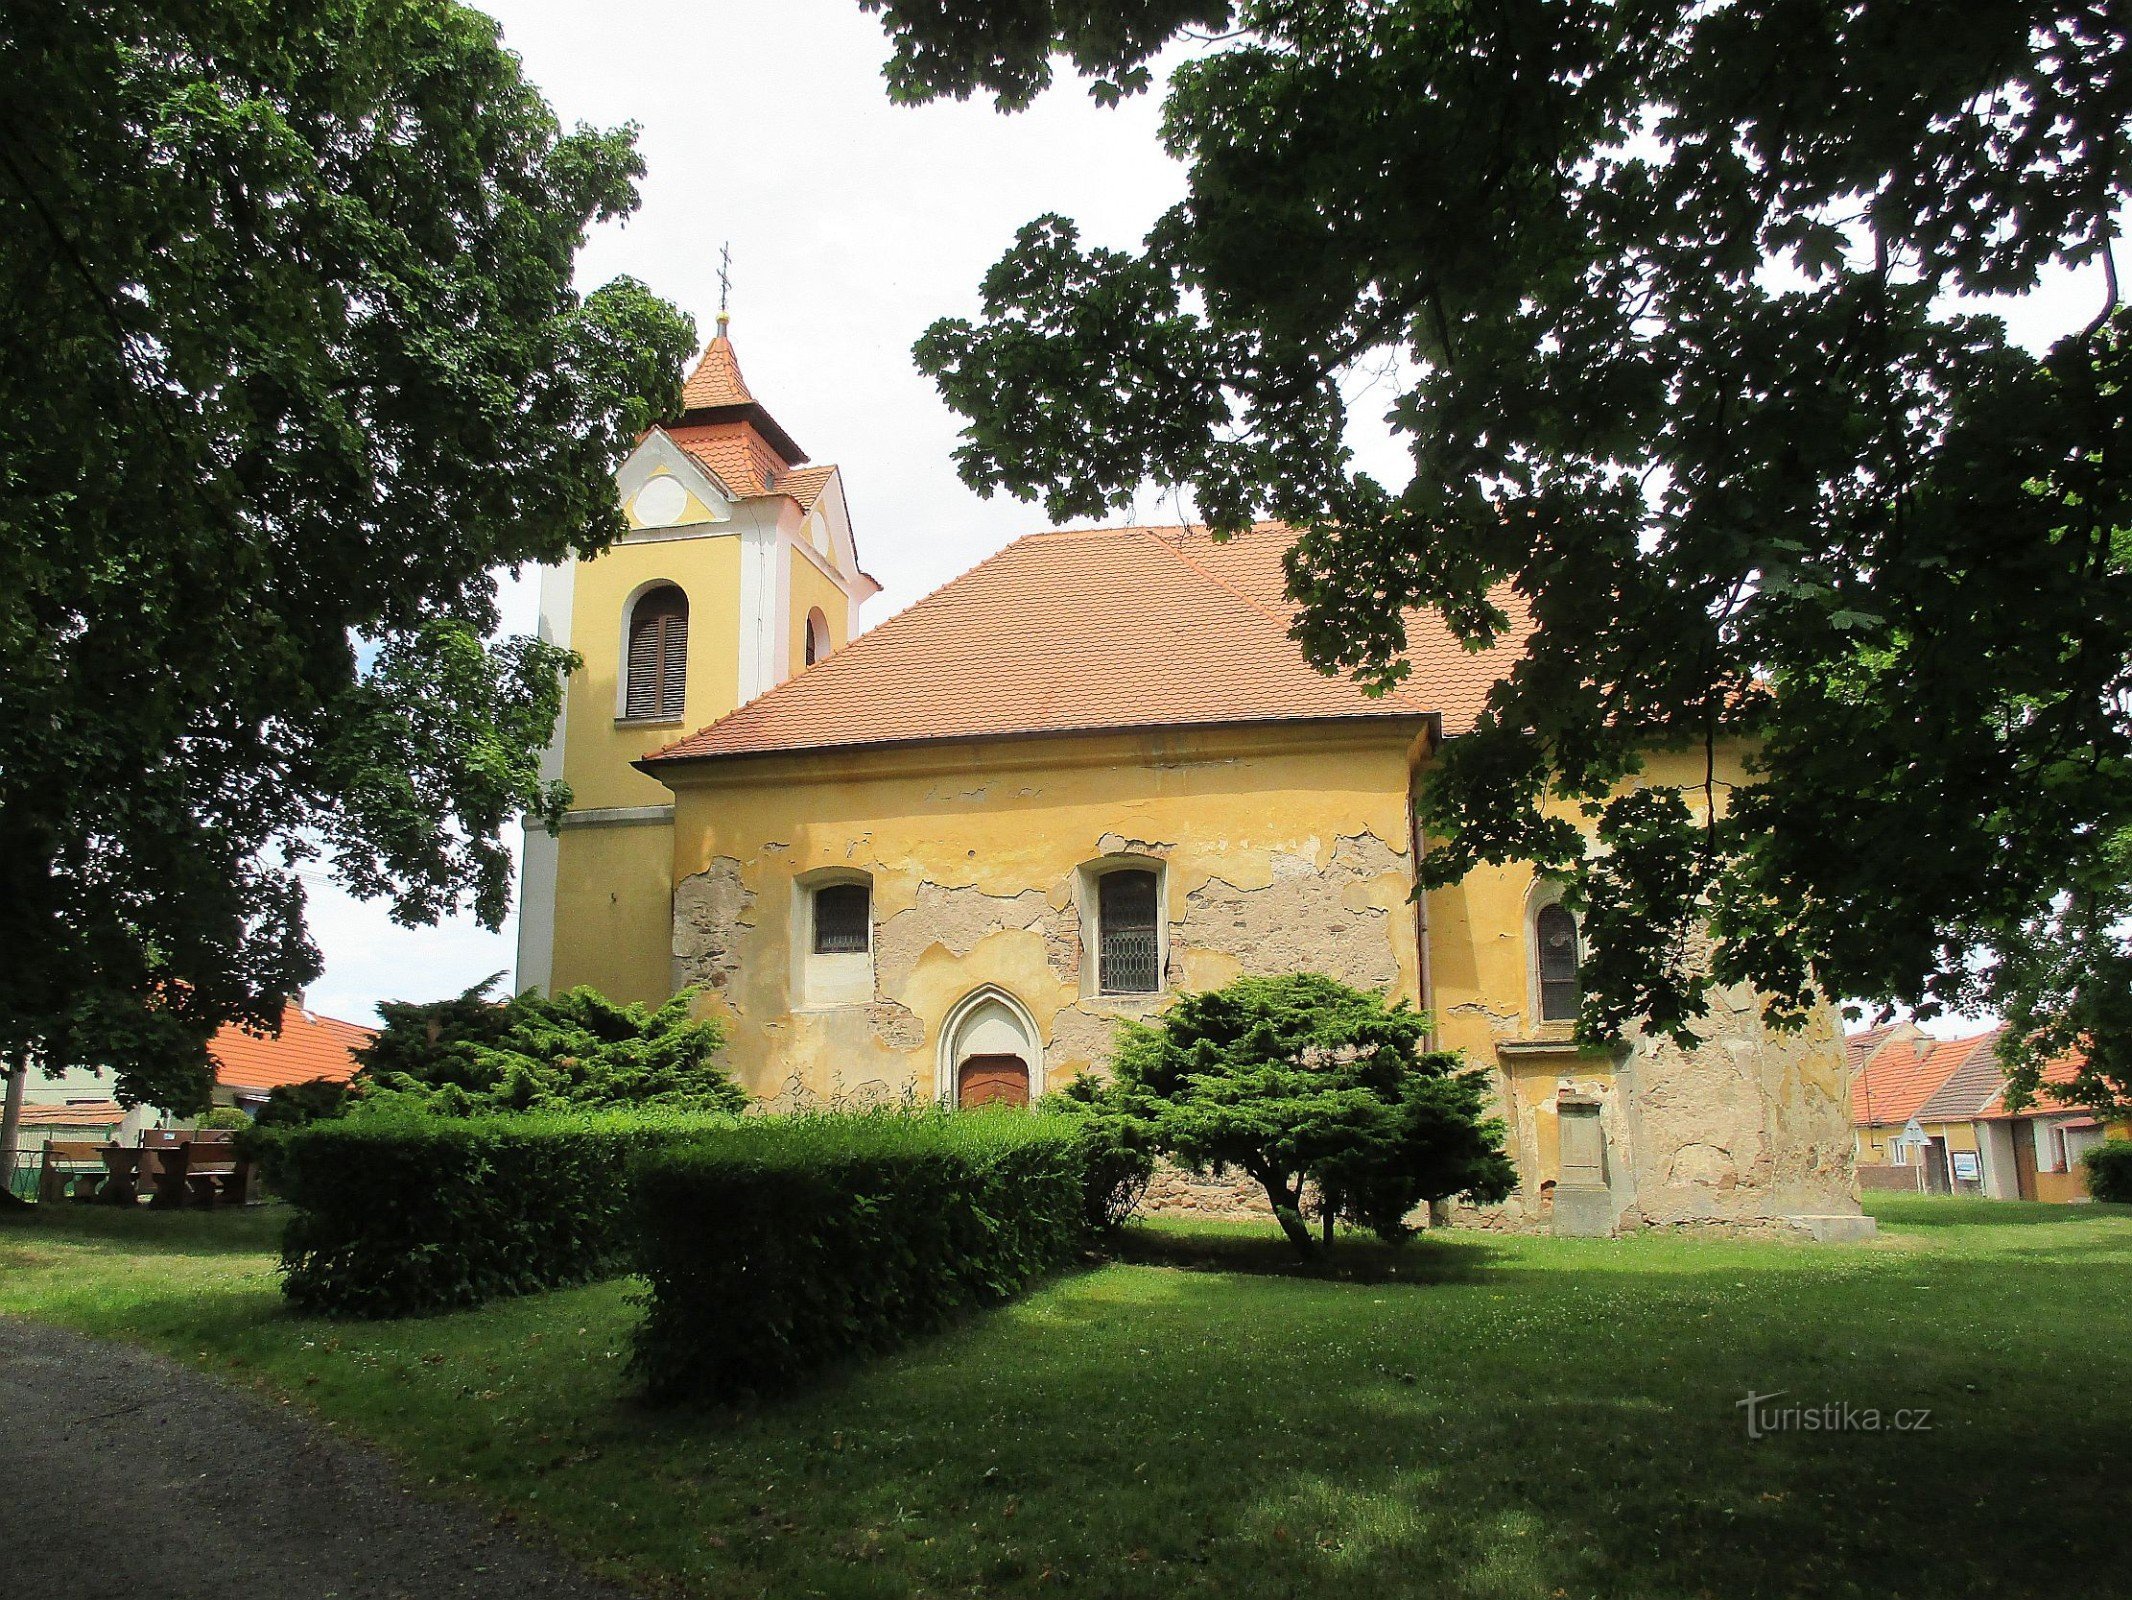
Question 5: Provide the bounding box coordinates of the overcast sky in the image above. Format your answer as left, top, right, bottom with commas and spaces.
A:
298, 0, 2119, 1031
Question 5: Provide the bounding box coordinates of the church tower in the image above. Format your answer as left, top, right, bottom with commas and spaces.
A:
516, 317, 879, 1002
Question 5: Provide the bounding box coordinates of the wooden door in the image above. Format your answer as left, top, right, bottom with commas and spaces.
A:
1924, 1138, 1951, 1195
958, 1054, 1030, 1108
2012, 1122, 2039, 1201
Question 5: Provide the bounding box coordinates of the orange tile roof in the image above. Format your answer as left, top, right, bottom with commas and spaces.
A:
672, 321, 807, 465
1851, 1032, 1974, 1127
1913, 1028, 2016, 1122
666, 420, 788, 500
18, 1101, 126, 1128
679, 325, 756, 411
1845, 1021, 1911, 1074
646, 523, 1524, 765
1978, 1048, 2091, 1119
777, 463, 838, 513
208, 1002, 373, 1094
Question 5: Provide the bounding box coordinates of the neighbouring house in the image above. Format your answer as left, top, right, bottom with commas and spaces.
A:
514, 318, 1866, 1240
206, 1000, 373, 1114
1851, 1022, 2120, 1201
17, 1061, 161, 1151
9, 1100, 131, 1159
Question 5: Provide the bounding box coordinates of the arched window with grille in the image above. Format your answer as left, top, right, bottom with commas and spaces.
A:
624, 585, 688, 720
804, 607, 830, 667
1535, 901, 1581, 1023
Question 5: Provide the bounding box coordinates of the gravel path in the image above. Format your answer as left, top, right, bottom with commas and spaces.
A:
0, 1317, 631, 1600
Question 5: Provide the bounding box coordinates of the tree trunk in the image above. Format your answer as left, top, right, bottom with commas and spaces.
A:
1255, 1168, 1317, 1257
0, 1053, 27, 1206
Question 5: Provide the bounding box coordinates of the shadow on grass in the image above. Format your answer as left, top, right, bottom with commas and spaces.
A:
0, 1198, 287, 1257
1111, 1219, 1500, 1283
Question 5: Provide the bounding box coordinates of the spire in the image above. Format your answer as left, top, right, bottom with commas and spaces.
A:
679, 327, 755, 412
669, 318, 806, 471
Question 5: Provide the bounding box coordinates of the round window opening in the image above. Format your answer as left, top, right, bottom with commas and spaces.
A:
633, 475, 689, 527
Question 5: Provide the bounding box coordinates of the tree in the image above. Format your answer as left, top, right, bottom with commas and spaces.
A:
350, 979, 745, 1118
859, 1, 2132, 1103
0, 2, 696, 1117
1089, 973, 1512, 1256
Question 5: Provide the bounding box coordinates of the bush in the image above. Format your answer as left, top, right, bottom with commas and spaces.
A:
353, 980, 743, 1118
1047, 1071, 1156, 1229
2084, 1138, 2132, 1203
630, 1110, 1086, 1402
250, 1108, 737, 1317
1103, 973, 1515, 1257
195, 1105, 252, 1131
252, 1076, 357, 1128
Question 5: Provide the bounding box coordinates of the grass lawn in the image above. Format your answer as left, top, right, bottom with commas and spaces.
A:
4, 1197, 2128, 1599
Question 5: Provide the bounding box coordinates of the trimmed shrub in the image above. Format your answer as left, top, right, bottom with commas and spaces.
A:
630, 1110, 1086, 1402
251, 1109, 737, 1317
2084, 1138, 2132, 1203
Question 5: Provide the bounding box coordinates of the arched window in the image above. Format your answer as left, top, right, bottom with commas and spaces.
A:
804, 607, 830, 667
624, 585, 688, 720
1536, 902, 1581, 1023
812, 881, 871, 955
1097, 868, 1161, 994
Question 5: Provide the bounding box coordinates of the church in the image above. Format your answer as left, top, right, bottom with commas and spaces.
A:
516, 321, 1866, 1239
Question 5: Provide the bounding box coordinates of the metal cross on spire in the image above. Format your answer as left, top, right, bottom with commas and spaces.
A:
716, 242, 733, 327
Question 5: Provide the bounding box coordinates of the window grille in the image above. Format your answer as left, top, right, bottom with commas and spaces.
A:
624, 586, 688, 720
1098, 869, 1160, 994
813, 882, 871, 955
1536, 902, 1580, 1022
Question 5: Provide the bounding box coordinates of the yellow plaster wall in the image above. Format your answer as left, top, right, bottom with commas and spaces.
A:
546, 495, 745, 1008
786, 544, 849, 677
1422, 741, 1857, 1225
549, 820, 676, 1005
662, 723, 1425, 1104
559, 528, 742, 812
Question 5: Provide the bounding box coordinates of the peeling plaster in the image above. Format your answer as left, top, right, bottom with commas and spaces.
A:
874, 882, 1053, 997
1176, 829, 1405, 990
672, 857, 754, 998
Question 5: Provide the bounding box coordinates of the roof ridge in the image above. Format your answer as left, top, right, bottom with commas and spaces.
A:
1137, 527, 1295, 633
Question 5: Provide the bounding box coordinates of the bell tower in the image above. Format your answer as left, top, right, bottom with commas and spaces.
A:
515, 316, 880, 1002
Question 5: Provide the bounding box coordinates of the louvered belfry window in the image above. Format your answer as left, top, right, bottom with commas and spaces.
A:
624, 585, 688, 720
1098, 869, 1160, 994
1536, 902, 1581, 1022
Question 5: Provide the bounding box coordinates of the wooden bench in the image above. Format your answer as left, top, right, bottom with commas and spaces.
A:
149, 1139, 258, 1209
38, 1141, 108, 1204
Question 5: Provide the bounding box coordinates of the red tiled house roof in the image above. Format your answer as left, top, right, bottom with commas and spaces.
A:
208, 1002, 374, 1094
17, 1102, 126, 1129
1851, 1032, 1974, 1128
645, 523, 1524, 766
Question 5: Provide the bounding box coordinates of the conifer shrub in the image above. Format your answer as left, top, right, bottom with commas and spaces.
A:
2083, 1138, 2132, 1204
254, 1108, 737, 1317
1080, 973, 1515, 1257
354, 981, 744, 1118
629, 1110, 1086, 1402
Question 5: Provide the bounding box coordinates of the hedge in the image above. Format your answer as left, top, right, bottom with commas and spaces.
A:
2084, 1138, 2132, 1204
630, 1110, 1086, 1402
249, 1109, 737, 1317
